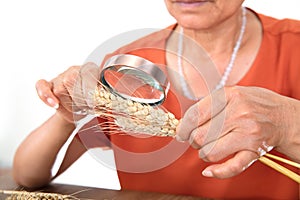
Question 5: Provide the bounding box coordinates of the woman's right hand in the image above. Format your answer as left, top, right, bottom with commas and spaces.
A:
35, 62, 100, 124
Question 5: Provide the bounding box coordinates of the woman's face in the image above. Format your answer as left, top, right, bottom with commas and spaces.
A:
164, 0, 245, 30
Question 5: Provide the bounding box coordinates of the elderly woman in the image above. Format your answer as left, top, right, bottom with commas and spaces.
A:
13, 0, 300, 199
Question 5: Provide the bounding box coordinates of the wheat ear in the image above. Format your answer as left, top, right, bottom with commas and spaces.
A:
0, 189, 79, 200
92, 86, 179, 137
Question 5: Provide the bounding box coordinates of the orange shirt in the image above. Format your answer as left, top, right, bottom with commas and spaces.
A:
96, 9, 300, 199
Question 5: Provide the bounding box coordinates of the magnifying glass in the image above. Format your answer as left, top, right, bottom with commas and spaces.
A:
100, 54, 170, 106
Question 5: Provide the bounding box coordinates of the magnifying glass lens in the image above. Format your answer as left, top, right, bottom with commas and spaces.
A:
101, 65, 165, 105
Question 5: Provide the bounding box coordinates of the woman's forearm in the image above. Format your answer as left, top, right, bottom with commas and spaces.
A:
13, 113, 75, 188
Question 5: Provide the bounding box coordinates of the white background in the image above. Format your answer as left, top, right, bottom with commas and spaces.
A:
1, 0, 300, 189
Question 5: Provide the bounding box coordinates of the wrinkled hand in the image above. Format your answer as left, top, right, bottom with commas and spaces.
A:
35, 62, 100, 123
176, 86, 299, 179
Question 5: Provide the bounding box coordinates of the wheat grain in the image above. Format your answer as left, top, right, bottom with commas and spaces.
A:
92, 86, 179, 137
1, 190, 78, 200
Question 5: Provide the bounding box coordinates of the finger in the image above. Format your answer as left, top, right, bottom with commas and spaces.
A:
197, 119, 273, 162
189, 107, 229, 149
198, 129, 251, 163
35, 79, 59, 109
196, 118, 267, 163
176, 87, 228, 141
52, 67, 79, 113
201, 150, 258, 179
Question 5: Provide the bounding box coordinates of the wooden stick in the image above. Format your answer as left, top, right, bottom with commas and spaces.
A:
258, 156, 300, 183
264, 153, 300, 169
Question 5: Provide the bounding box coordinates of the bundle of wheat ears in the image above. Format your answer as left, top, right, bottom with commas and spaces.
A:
92, 85, 179, 137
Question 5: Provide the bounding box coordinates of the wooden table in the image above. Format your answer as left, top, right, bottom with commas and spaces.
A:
0, 169, 210, 199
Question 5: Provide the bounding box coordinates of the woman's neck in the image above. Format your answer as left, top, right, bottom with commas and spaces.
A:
179, 7, 246, 57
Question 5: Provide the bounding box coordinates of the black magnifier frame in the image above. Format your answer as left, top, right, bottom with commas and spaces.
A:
100, 54, 170, 106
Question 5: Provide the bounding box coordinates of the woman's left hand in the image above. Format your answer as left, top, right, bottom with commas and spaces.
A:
176, 86, 300, 179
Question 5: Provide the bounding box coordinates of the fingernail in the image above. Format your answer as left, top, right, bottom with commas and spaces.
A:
47, 97, 59, 109
202, 170, 213, 177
